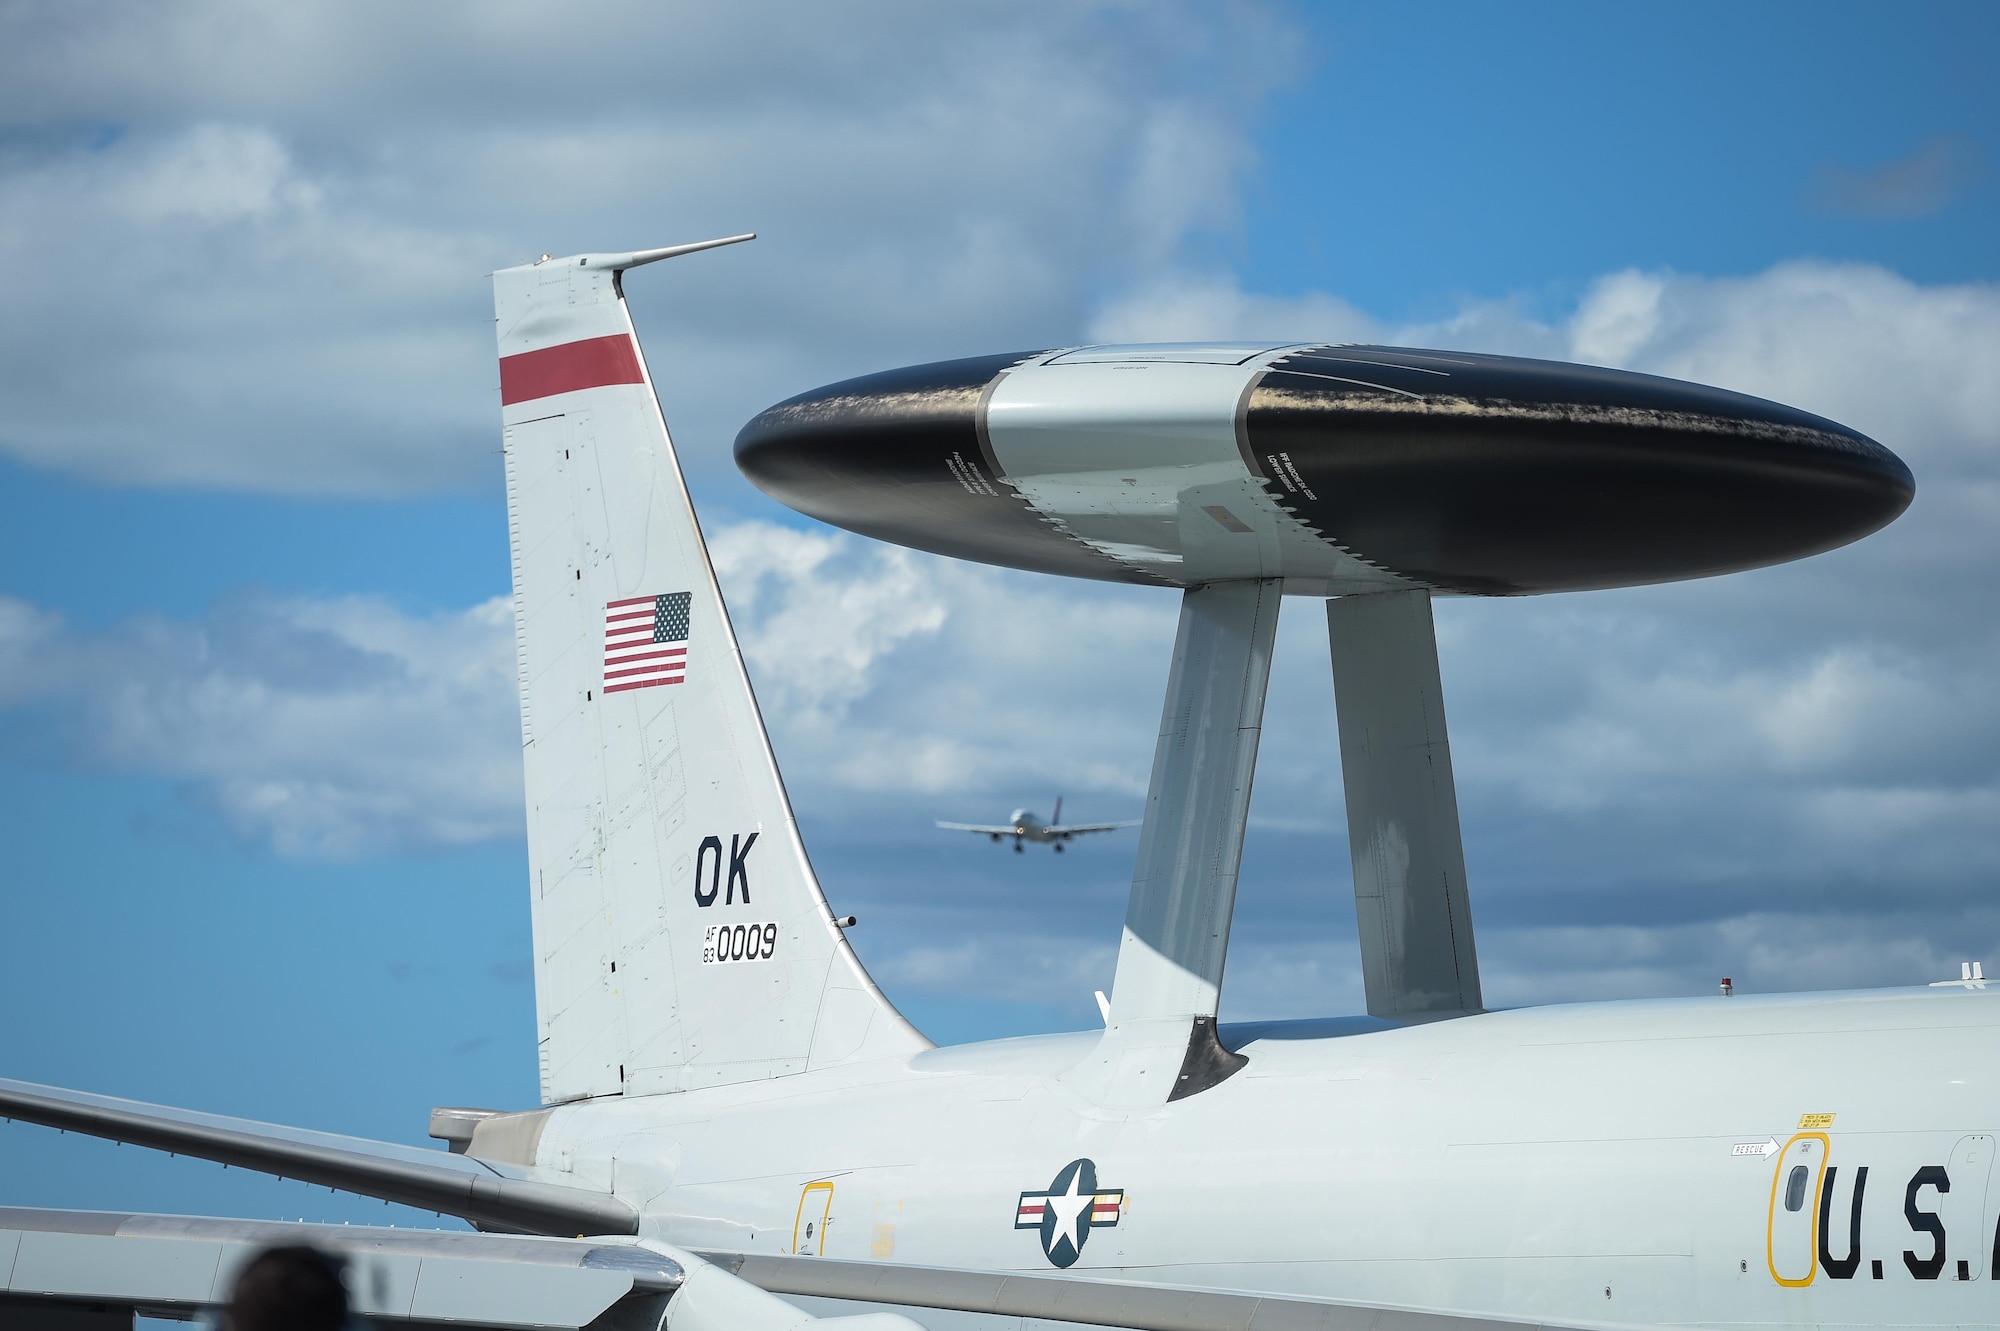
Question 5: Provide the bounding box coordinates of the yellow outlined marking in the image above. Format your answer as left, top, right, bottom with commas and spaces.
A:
792, 1181, 834, 1255
1767, 1132, 1830, 1288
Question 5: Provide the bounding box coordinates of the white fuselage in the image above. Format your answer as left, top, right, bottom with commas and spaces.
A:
1006, 811, 1057, 843
530, 984, 2000, 1329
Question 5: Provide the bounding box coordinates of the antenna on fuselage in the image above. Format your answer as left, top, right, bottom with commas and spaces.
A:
736, 338, 1915, 1104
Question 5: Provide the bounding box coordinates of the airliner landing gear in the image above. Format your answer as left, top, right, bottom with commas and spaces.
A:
1013, 839, 1024, 854
1054, 843, 1065, 854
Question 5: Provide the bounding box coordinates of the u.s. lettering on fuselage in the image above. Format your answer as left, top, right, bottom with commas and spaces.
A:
693, 830, 776, 965
1786, 1156, 1999, 1286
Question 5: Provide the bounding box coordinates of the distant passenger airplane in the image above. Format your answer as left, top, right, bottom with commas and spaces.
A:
937, 799, 1139, 852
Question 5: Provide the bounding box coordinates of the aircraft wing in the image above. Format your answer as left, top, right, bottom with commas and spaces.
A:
935, 821, 1020, 835
0, 1207, 679, 1328
0, 1206, 1607, 1331
706, 1251, 1588, 1331
0, 1077, 632, 1237
1046, 821, 1142, 836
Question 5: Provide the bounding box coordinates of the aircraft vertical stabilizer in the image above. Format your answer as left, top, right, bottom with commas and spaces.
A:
494, 241, 927, 1104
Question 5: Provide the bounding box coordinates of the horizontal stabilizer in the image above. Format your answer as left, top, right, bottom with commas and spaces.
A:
0, 1078, 633, 1236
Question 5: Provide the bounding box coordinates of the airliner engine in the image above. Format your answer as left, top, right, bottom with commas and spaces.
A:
734, 343, 1912, 595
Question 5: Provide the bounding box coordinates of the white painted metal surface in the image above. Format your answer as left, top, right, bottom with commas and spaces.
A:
1063, 578, 1281, 1111
526, 985, 2000, 1328
1107, 579, 1280, 1028
1326, 590, 1482, 1019
982, 352, 1405, 594
495, 244, 925, 1104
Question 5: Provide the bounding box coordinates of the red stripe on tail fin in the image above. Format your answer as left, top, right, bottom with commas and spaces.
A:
500, 334, 644, 405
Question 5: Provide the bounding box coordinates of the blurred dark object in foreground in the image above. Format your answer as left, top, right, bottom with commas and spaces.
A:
226, 1244, 349, 1331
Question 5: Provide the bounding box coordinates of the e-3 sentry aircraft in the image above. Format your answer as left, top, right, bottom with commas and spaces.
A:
0, 235, 1972, 1331
937, 799, 1139, 853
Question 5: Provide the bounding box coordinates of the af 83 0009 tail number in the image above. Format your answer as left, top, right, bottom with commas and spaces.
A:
704, 921, 778, 965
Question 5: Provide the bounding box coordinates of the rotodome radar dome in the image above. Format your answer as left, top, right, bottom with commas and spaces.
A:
734, 343, 1913, 596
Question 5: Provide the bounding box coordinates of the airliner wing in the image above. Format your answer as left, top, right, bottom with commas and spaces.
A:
0, 1077, 633, 1237
0, 1206, 1598, 1331
935, 821, 1019, 835
1046, 821, 1142, 836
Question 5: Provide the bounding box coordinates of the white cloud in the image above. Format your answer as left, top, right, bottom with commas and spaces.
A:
710, 522, 949, 719
1090, 261, 2000, 483
0, 122, 488, 494
1087, 275, 1381, 346
0, 598, 64, 705
0, 521, 1172, 861
0, 0, 1294, 497
1565, 263, 2000, 475
0, 592, 521, 858
876, 935, 1119, 1015
719, 529, 1177, 801
111, 123, 318, 225
1565, 269, 1666, 366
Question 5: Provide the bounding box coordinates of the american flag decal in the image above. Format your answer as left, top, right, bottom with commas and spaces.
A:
604, 592, 691, 693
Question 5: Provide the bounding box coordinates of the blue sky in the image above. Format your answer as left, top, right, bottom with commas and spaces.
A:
2, 0, 1997, 1229
1242, 3, 1997, 311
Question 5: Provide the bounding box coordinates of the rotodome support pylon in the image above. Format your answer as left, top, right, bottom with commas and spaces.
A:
1056, 578, 1279, 1106
735, 338, 1914, 1095
1327, 589, 1483, 1020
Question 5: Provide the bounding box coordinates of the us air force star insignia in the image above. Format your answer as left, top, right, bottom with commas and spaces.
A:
1015, 1159, 1122, 1268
